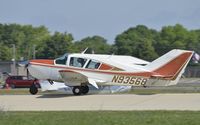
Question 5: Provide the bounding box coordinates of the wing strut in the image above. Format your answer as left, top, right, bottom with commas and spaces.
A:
88, 78, 98, 89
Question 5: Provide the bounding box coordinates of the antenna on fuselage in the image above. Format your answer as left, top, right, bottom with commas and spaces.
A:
107, 53, 114, 59
81, 47, 88, 54
92, 50, 95, 54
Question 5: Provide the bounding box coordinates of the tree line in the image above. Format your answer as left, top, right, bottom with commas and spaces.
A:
0, 23, 199, 61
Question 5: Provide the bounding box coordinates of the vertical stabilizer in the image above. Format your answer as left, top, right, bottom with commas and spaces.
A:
145, 49, 193, 82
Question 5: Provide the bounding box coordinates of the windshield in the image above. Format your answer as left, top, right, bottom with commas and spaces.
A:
55, 53, 68, 65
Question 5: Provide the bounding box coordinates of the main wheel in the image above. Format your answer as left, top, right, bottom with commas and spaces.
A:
72, 86, 82, 95
29, 84, 38, 95
81, 85, 89, 95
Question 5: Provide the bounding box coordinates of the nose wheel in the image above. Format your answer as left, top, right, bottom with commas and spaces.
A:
29, 83, 38, 95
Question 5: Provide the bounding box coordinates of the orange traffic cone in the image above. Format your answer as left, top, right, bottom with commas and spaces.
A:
5, 83, 10, 89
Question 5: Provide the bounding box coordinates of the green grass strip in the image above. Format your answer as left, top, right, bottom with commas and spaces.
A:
0, 111, 200, 125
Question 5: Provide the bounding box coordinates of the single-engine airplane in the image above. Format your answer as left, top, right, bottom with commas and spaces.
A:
27, 49, 193, 95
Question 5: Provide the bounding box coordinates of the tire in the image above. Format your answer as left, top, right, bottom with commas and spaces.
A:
81, 85, 89, 95
72, 86, 82, 95
10, 84, 15, 89
29, 84, 38, 95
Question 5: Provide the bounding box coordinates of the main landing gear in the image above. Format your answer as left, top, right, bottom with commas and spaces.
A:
72, 85, 89, 95
29, 79, 90, 96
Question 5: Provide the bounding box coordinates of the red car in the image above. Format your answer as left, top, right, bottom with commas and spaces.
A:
5, 76, 39, 88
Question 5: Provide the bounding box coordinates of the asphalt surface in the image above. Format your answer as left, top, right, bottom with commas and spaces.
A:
0, 94, 200, 111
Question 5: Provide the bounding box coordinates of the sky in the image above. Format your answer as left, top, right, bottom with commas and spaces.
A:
0, 0, 200, 43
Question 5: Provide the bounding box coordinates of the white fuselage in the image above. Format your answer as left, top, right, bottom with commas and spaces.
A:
28, 53, 151, 87
28, 50, 193, 88
28, 62, 175, 87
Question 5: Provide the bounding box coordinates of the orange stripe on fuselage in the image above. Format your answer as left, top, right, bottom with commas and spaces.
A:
30, 59, 54, 65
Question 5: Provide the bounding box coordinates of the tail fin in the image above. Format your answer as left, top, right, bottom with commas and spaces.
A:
145, 49, 193, 80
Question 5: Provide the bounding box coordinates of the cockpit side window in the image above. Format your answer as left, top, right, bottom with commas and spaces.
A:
86, 60, 101, 69
55, 54, 68, 65
69, 57, 87, 68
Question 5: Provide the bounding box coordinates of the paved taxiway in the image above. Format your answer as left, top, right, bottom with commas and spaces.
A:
0, 94, 200, 111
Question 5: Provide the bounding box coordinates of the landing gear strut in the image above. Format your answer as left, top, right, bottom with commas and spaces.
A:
47, 79, 54, 85
72, 85, 89, 95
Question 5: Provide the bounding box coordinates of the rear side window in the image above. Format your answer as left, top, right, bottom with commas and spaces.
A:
10, 76, 23, 80
86, 60, 100, 69
16, 76, 23, 80
9, 76, 14, 79
22, 76, 28, 80
10, 76, 16, 80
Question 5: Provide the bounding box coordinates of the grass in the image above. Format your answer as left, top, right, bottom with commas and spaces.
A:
0, 88, 70, 95
0, 111, 200, 125
1, 86, 200, 95
127, 87, 200, 94
0, 89, 66, 95
0, 89, 35, 95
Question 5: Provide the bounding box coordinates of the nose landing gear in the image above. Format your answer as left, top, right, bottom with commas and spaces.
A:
29, 83, 38, 95
29, 79, 40, 95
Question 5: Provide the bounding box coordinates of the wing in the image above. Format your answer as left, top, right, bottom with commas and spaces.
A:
39, 80, 69, 91
59, 69, 106, 88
